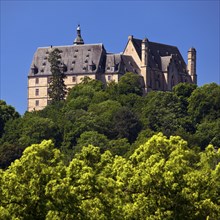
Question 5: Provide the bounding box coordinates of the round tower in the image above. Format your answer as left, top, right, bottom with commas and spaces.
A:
187, 47, 197, 84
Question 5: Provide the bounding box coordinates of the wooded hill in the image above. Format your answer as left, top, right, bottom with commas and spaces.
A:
0, 73, 220, 219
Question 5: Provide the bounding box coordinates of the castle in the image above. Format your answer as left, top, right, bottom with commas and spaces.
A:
28, 25, 197, 111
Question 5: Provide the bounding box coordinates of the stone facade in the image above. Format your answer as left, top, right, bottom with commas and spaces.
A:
28, 25, 197, 111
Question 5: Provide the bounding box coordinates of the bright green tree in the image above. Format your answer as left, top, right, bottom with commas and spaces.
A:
0, 140, 65, 219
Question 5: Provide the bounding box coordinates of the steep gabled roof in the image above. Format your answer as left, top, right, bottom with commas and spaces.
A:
105, 54, 140, 74
29, 44, 106, 76
129, 38, 187, 73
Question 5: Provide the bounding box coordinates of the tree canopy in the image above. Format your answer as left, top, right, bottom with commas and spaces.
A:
0, 74, 220, 218
0, 135, 219, 219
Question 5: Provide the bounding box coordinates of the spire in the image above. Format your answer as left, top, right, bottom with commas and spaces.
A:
73, 24, 84, 45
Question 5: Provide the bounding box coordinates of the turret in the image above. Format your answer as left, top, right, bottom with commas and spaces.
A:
73, 25, 84, 45
141, 38, 149, 91
141, 38, 149, 67
187, 47, 197, 84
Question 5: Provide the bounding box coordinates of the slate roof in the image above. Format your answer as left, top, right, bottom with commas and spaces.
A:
105, 54, 140, 74
29, 44, 106, 76
131, 38, 187, 73
29, 44, 140, 77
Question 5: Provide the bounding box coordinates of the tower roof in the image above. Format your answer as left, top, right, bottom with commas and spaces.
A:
73, 25, 84, 45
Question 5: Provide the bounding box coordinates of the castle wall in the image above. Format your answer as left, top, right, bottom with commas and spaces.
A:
28, 74, 98, 111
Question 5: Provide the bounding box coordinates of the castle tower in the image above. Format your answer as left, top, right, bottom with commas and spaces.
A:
73, 25, 84, 45
141, 38, 149, 90
187, 47, 197, 84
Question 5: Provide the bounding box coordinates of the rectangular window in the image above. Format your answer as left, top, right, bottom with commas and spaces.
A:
35, 78, 39, 84
35, 89, 39, 96
35, 100, 39, 106
72, 76, 76, 83
108, 75, 112, 81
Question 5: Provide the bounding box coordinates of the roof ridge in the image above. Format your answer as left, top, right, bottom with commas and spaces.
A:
149, 41, 178, 48
37, 43, 104, 49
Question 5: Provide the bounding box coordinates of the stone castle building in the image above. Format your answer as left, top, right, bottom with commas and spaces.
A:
28, 25, 197, 111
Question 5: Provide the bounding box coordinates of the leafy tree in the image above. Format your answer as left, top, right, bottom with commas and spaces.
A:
0, 100, 20, 137
76, 131, 109, 153
140, 91, 184, 136
66, 77, 104, 102
88, 100, 122, 138
1, 135, 219, 219
0, 142, 23, 169
118, 72, 144, 96
0, 140, 65, 219
108, 138, 130, 156
48, 48, 67, 103
193, 119, 220, 150
188, 83, 220, 124
18, 114, 60, 148
112, 106, 142, 143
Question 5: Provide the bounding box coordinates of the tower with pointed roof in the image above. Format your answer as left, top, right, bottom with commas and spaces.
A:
73, 25, 84, 45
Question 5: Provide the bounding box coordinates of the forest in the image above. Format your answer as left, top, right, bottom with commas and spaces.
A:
0, 73, 220, 219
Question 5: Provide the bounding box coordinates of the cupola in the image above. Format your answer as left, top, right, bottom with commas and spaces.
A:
73, 25, 84, 45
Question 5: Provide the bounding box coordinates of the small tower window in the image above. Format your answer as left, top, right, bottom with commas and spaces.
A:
35, 100, 39, 106
72, 76, 76, 83
35, 89, 39, 96
35, 78, 39, 84
108, 75, 112, 81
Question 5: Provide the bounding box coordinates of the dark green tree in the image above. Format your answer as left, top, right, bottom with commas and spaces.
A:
188, 83, 220, 124
118, 72, 144, 96
48, 48, 67, 103
0, 100, 20, 137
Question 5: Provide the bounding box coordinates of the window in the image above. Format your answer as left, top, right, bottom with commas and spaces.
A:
35, 100, 39, 106
35, 78, 39, 84
35, 89, 39, 96
72, 76, 76, 83
108, 75, 112, 81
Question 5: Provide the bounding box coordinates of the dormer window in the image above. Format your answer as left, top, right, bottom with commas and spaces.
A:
59, 63, 67, 72
111, 67, 115, 72
31, 65, 38, 74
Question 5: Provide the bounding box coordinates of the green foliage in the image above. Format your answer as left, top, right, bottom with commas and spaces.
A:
0, 100, 20, 137
48, 48, 67, 103
188, 83, 220, 124
1, 135, 219, 219
118, 72, 144, 96
1, 80, 219, 169
76, 131, 109, 153
0, 140, 65, 219
112, 106, 142, 143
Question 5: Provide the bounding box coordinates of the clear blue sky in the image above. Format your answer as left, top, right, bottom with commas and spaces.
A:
1, 0, 219, 114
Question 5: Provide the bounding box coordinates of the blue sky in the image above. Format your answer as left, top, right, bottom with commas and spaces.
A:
1, 0, 219, 114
